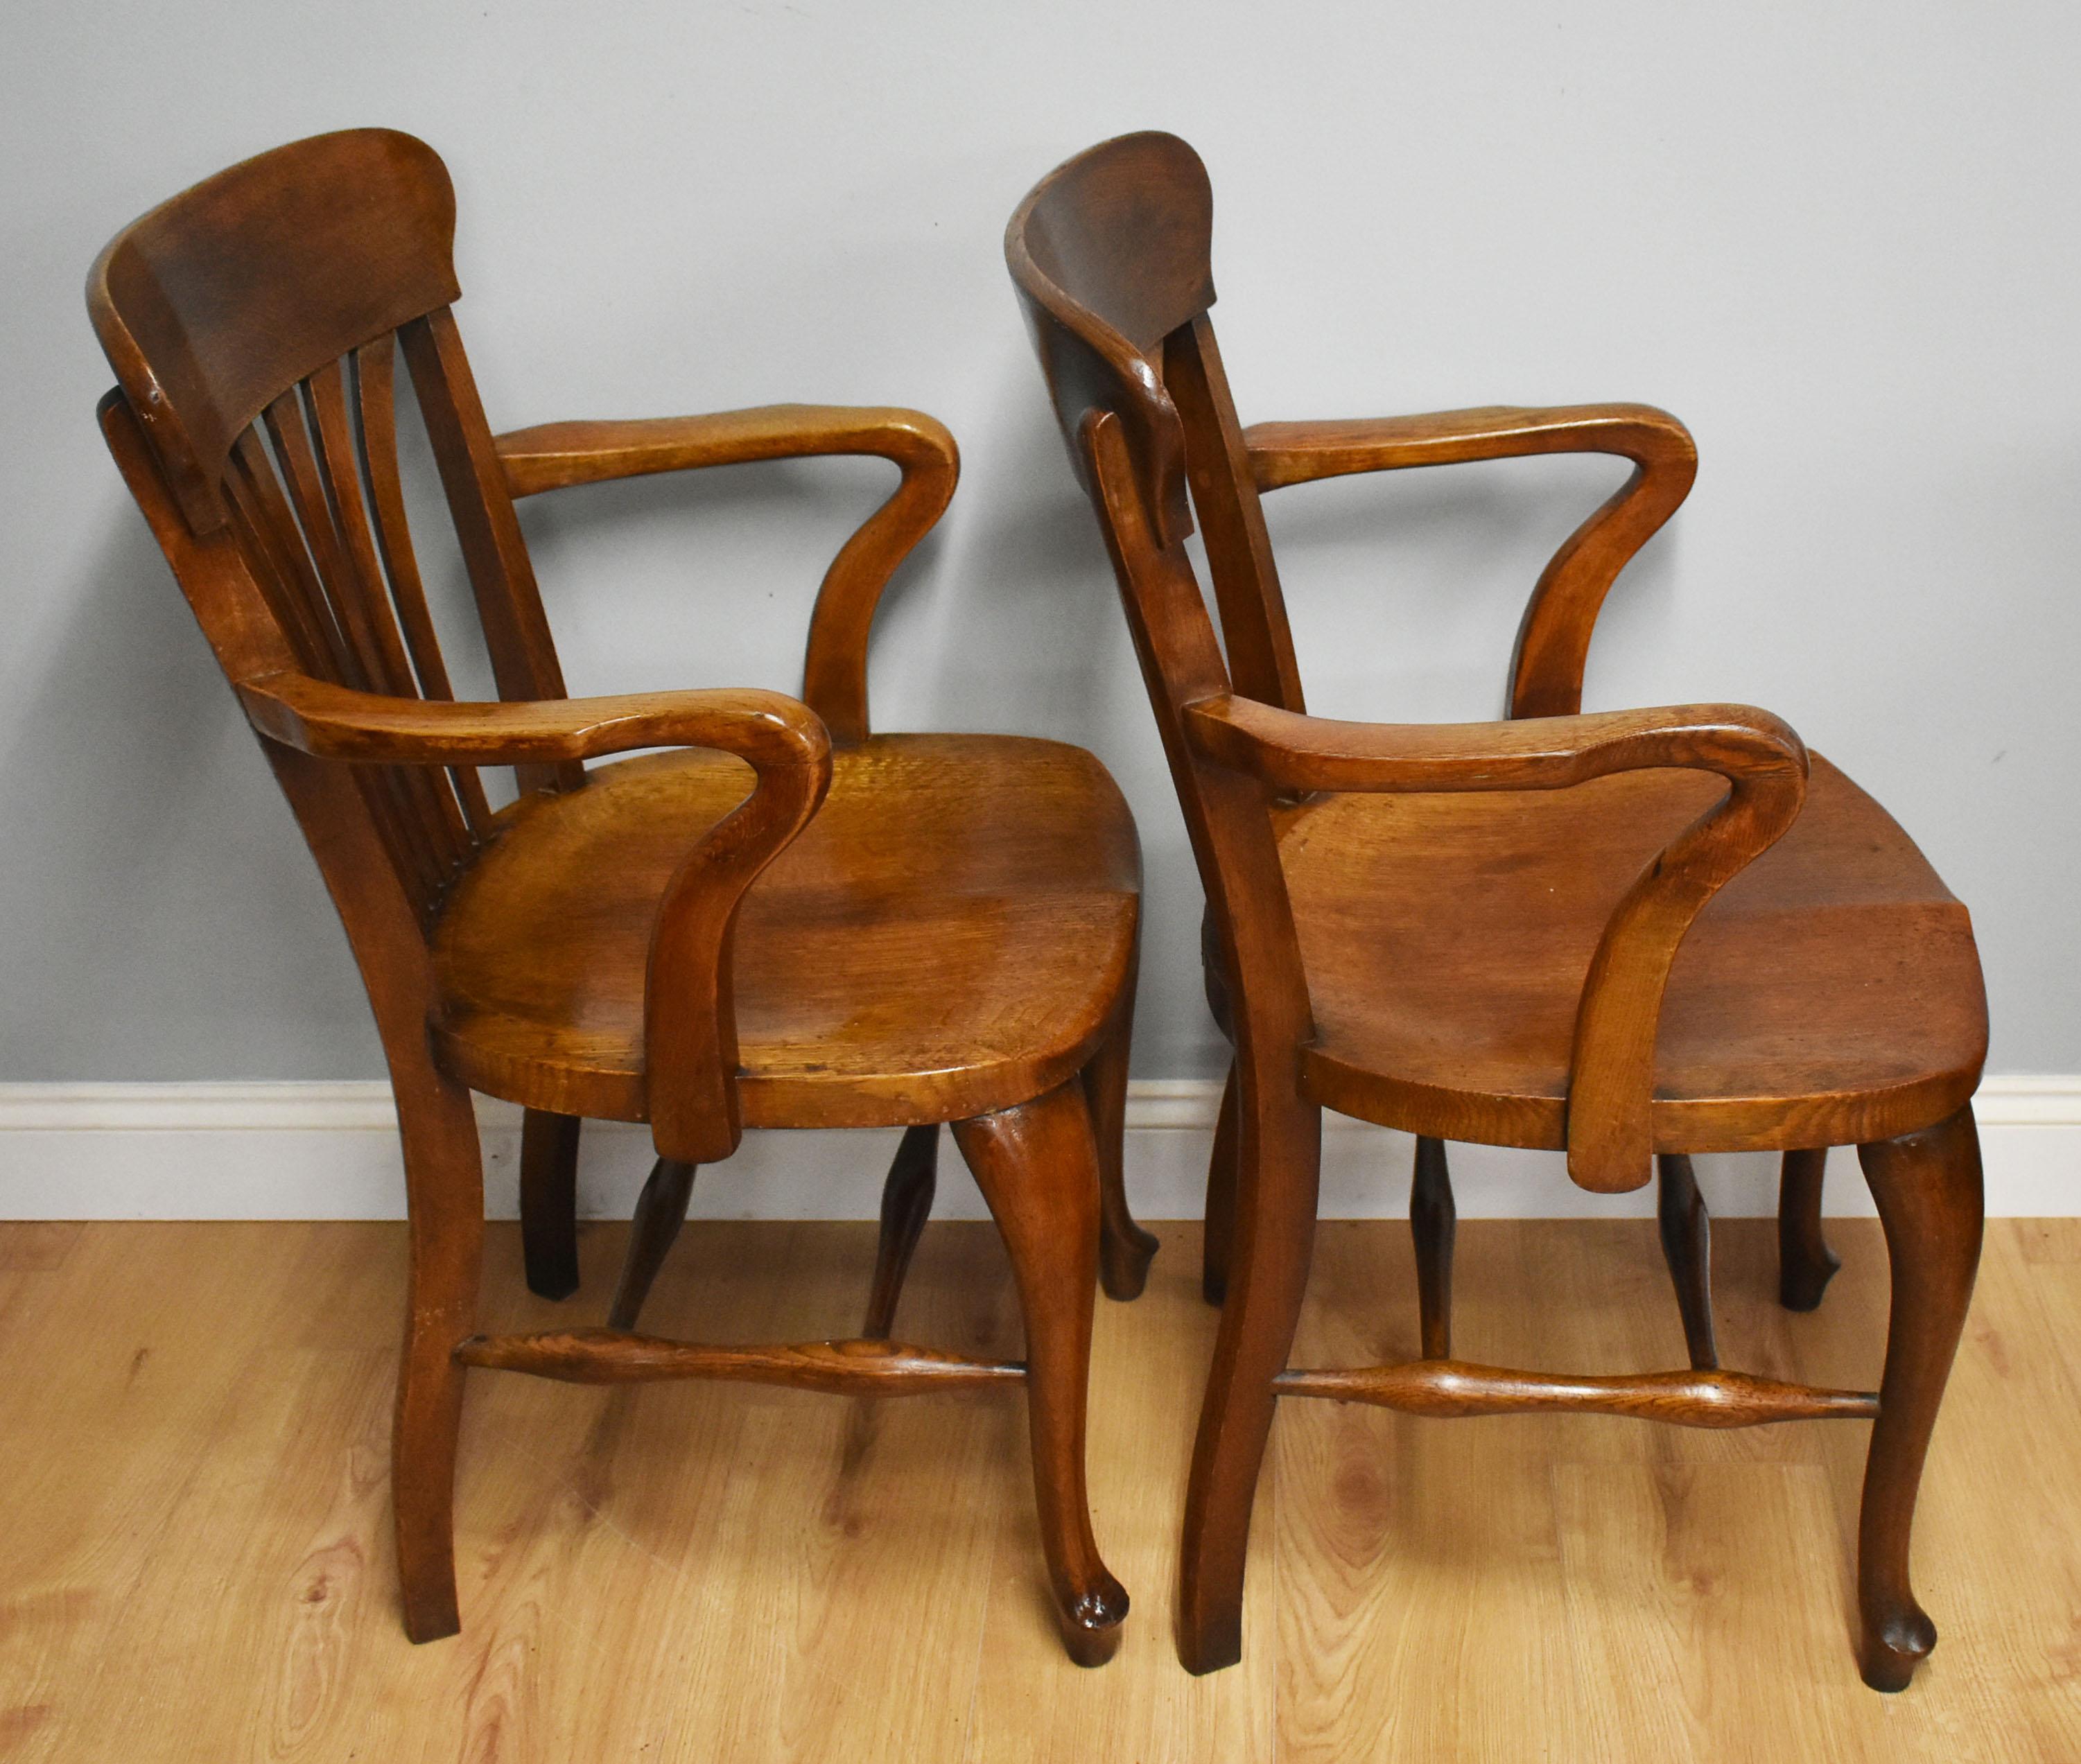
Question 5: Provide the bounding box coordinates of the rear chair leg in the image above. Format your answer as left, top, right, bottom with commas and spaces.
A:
1203, 1063, 1239, 1305
953, 1083, 1128, 1666
392, 1067, 486, 1643
862, 1126, 939, 1338
608, 1158, 697, 1331
1083, 959, 1158, 1300
519, 1109, 582, 1300
1779, 1147, 1840, 1311
1411, 1137, 1456, 1361
1656, 1153, 1719, 1369
1178, 1073, 1321, 1675
1854, 1106, 1982, 1691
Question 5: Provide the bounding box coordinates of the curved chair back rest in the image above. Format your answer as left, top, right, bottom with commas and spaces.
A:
1008, 134, 1315, 1065
89, 130, 580, 944
89, 129, 460, 534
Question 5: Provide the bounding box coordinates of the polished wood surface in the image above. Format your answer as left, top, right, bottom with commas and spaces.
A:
1781, 1144, 1843, 1311
1273, 757, 1982, 1158
3, 1216, 2074, 1761
1657, 1154, 1719, 1369
1272, 1362, 1876, 1426
1409, 1137, 1454, 1361
455, 1329, 1025, 1392
1007, 130, 1988, 1687
428, 737, 1138, 1130
92, 129, 1147, 1659
516, 1109, 581, 1300
607, 1158, 698, 1331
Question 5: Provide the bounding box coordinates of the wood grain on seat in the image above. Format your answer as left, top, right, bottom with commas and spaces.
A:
433, 734, 1140, 1128
1287, 756, 1984, 1153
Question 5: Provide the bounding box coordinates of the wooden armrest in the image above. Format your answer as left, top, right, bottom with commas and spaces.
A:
1180, 694, 1798, 798
495, 404, 958, 497
492, 406, 958, 747
1242, 404, 1698, 722
237, 670, 828, 773
1243, 404, 1693, 491
1183, 692, 1808, 1195
240, 670, 830, 1167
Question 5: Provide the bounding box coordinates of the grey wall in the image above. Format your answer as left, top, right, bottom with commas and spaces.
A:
4, 1, 2076, 1083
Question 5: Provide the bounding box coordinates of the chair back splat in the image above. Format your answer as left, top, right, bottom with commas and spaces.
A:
91, 130, 1146, 1665
91, 130, 573, 944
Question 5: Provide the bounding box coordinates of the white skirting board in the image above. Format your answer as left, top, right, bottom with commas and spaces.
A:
0, 1076, 2071, 1221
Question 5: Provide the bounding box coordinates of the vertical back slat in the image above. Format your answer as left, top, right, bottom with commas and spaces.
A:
1163, 317, 1307, 714
303, 362, 423, 695
399, 308, 582, 796
354, 337, 495, 835
262, 390, 391, 688
248, 393, 453, 916
227, 430, 360, 684
305, 362, 476, 871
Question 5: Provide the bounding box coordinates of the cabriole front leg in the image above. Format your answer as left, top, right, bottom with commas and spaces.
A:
952, 1084, 1128, 1665
1854, 1106, 1983, 1691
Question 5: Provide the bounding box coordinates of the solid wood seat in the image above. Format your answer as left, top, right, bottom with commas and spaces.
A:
1287, 755, 1985, 1152
434, 733, 1139, 1128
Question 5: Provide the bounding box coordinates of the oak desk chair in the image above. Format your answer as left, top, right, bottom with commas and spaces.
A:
91, 128, 1147, 1666
1008, 132, 1987, 1691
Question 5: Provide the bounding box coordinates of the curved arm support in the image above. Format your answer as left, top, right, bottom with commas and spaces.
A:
1182, 692, 1808, 1192
239, 670, 833, 1164
494, 405, 959, 744
1242, 404, 1698, 719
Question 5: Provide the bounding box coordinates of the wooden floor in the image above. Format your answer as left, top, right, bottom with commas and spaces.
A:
3, 1208, 2078, 1761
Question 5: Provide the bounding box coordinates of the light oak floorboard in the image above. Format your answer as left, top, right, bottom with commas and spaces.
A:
0, 1215, 2073, 1761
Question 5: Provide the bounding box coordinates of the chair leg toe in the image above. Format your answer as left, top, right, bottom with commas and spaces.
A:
1083, 978, 1158, 1302
1099, 1211, 1159, 1303
1779, 1146, 1840, 1313
1059, 1576, 1132, 1667
1859, 1605, 1938, 1693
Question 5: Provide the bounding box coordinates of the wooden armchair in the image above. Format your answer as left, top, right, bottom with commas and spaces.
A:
1008, 132, 1987, 1690
91, 129, 1147, 1665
